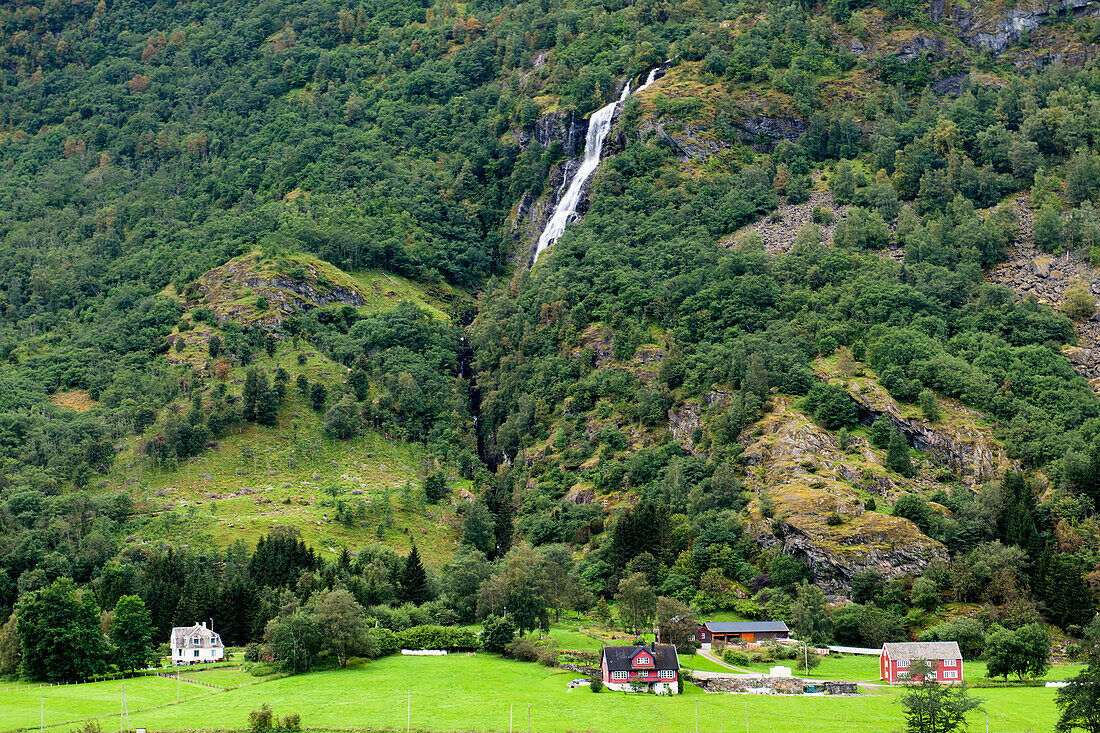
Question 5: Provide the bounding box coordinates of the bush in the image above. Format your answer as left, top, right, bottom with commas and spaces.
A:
396, 625, 479, 651
369, 628, 400, 657
796, 652, 822, 671
722, 648, 751, 666
812, 206, 835, 224
243, 642, 262, 662
504, 637, 540, 662
590, 676, 604, 692
826, 512, 844, 526
537, 647, 559, 666
480, 616, 516, 653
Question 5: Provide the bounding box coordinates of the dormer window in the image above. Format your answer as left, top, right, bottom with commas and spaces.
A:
635, 656, 650, 665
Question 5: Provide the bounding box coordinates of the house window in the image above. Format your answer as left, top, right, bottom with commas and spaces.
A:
896, 671, 909, 679
944, 659, 957, 667
635, 656, 650, 665
659, 670, 674, 679
193, 637, 200, 645
943, 670, 958, 679
897, 659, 910, 668
193, 650, 200, 657
612, 671, 628, 680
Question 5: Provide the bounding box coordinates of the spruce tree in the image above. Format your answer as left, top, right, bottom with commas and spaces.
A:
400, 545, 430, 604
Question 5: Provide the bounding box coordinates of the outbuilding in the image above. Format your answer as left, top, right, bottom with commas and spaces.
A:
695, 621, 790, 648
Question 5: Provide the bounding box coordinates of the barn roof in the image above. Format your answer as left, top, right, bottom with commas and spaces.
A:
702, 621, 790, 633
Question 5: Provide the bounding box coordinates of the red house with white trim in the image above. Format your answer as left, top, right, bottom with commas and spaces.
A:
880, 641, 963, 683
600, 644, 680, 694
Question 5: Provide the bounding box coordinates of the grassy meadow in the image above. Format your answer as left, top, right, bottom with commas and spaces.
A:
3, 654, 1073, 733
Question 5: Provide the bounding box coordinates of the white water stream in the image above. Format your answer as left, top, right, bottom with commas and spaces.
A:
533, 68, 660, 263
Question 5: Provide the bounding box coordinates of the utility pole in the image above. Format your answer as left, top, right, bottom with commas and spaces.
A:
694, 700, 698, 733
177, 668, 180, 703
40, 699, 43, 733
745, 700, 749, 733
406, 690, 411, 733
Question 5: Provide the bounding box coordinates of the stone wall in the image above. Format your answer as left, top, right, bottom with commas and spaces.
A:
695, 675, 807, 694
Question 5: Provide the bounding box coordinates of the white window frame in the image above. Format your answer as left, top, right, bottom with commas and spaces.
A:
193, 649, 200, 657
944, 658, 957, 667
896, 659, 910, 668
612, 671, 628, 680
659, 670, 674, 679
943, 670, 958, 679
896, 671, 909, 679
635, 656, 650, 665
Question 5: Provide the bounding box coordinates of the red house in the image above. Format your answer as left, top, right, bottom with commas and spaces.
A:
600, 644, 680, 694
880, 641, 963, 683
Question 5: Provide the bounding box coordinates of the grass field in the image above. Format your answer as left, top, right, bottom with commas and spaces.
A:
14, 656, 1065, 733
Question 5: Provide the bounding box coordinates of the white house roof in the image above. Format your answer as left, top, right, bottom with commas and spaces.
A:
171, 622, 224, 649
882, 641, 961, 659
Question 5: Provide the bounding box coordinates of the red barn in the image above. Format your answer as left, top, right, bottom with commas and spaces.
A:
600, 644, 680, 694
880, 641, 963, 683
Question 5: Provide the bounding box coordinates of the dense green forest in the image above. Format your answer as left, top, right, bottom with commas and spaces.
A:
3, 0, 1100, 683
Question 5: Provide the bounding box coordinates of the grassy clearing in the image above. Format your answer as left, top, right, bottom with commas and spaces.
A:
108, 340, 462, 566
29, 654, 1061, 733
349, 268, 473, 322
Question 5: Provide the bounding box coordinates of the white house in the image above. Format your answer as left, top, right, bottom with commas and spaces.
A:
171, 622, 225, 665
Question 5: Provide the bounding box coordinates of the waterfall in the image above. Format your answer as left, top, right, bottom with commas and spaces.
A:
533, 68, 660, 263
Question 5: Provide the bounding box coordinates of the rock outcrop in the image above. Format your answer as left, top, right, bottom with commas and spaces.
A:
957, 0, 1100, 53
192, 253, 366, 331
837, 376, 1014, 486
742, 399, 947, 600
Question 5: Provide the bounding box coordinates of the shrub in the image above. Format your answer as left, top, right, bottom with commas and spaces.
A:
812, 206, 835, 224
722, 649, 751, 666
796, 652, 822, 671
537, 647, 559, 666
590, 676, 604, 692
369, 628, 400, 657
826, 512, 843, 526
480, 616, 516, 653
504, 638, 540, 662
396, 625, 478, 651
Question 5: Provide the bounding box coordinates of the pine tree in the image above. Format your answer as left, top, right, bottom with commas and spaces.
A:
400, 545, 430, 604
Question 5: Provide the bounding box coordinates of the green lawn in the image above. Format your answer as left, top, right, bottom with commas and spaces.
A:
0, 674, 210, 732
23, 654, 1062, 733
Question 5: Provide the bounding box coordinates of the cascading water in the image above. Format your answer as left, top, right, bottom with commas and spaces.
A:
532, 68, 661, 263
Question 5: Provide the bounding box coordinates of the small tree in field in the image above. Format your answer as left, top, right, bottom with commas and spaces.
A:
898, 660, 983, 733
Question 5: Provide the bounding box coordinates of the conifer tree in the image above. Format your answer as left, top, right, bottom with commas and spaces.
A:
400, 545, 430, 604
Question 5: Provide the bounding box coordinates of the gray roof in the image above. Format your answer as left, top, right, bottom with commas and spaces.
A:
171, 623, 224, 649
882, 641, 961, 659
601, 644, 680, 672
703, 621, 789, 633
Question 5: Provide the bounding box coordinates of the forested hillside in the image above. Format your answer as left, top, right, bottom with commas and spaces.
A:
4, 0, 1100, 683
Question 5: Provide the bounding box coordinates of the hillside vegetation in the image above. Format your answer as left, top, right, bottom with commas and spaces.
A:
3, 0, 1100, 713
